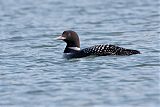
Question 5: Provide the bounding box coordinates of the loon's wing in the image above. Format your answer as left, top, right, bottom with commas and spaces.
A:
81, 44, 140, 56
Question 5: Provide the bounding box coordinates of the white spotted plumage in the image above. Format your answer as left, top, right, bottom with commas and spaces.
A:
81, 44, 138, 56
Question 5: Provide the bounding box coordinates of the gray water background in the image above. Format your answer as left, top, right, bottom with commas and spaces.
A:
0, 0, 160, 107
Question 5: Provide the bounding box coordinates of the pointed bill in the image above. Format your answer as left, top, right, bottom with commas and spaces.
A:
55, 36, 66, 40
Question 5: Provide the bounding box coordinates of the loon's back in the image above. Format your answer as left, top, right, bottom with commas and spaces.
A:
64, 44, 140, 59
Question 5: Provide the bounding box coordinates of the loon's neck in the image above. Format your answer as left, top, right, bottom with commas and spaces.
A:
64, 47, 80, 53
68, 47, 80, 51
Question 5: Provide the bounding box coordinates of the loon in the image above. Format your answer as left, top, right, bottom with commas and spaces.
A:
56, 30, 140, 59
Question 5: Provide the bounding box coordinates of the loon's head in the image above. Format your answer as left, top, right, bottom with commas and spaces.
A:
56, 30, 80, 50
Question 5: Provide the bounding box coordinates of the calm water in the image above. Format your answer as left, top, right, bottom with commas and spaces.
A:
0, 0, 160, 107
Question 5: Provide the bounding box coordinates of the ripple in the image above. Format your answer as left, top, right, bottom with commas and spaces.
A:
0, 36, 24, 42
134, 63, 160, 67
25, 90, 45, 95
30, 45, 54, 49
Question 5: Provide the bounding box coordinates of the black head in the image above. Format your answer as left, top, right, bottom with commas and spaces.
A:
57, 30, 80, 48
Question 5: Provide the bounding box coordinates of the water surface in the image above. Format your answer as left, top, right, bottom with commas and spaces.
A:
0, 0, 160, 107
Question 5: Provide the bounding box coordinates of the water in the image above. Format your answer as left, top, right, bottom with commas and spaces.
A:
0, 0, 160, 107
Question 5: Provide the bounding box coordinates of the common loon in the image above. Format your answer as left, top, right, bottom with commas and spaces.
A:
56, 30, 140, 59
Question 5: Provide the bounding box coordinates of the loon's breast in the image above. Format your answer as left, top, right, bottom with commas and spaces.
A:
63, 49, 90, 59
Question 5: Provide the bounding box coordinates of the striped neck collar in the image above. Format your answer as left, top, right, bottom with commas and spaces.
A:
68, 47, 80, 51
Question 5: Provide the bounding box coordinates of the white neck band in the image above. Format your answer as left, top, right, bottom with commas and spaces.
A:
68, 47, 80, 51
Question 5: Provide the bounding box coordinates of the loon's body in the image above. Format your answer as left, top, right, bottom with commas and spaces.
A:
56, 30, 140, 59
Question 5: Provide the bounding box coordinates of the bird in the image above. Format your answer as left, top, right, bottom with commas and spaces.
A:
56, 30, 140, 59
